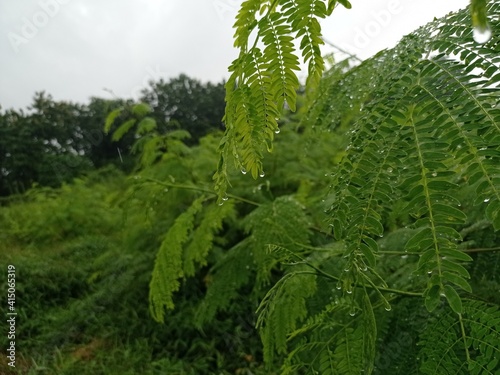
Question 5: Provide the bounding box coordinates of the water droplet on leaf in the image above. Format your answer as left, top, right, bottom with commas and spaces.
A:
484, 198, 490, 203
259, 171, 265, 178
473, 25, 492, 44
241, 168, 247, 175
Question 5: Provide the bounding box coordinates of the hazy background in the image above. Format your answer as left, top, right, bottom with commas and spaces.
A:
0, 0, 469, 110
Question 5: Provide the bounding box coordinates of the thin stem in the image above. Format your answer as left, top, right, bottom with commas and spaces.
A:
322, 37, 363, 62
283, 248, 422, 297
226, 193, 261, 207
378, 251, 415, 255
458, 313, 471, 362
287, 266, 423, 297
379, 247, 500, 255
140, 177, 261, 206
380, 286, 422, 297
461, 246, 500, 253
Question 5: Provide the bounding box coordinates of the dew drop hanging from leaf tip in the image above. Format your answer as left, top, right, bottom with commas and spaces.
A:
473, 25, 492, 44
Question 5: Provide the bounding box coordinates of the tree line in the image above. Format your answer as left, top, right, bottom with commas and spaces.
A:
0, 74, 225, 196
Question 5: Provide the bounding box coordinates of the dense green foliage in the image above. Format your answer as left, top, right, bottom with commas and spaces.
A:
1, 1, 499, 374
141, 74, 226, 143
150, 0, 500, 373
0, 74, 224, 197
0, 110, 344, 373
0, 94, 129, 196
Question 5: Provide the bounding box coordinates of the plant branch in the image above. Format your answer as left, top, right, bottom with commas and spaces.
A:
282, 247, 423, 297
322, 37, 362, 62
379, 247, 500, 255
140, 177, 261, 206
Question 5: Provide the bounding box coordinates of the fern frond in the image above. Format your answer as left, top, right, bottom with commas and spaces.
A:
260, 12, 301, 111
149, 196, 204, 322
215, 0, 328, 200
285, 0, 326, 89
256, 271, 317, 363
373, 297, 427, 375
195, 239, 254, 327
104, 108, 122, 134
233, 0, 262, 49
136, 116, 157, 135
244, 195, 311, 286
419, 300, 500, 374
322, 1, 500, 313
112, 119, 136, 141
281, 292, 377, 374
183, 200, 235, 277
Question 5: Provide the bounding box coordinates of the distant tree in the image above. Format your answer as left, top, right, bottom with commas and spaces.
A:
140, 74, 225, 143
0, 74, 226, 196
80, 97, 136, 170
0, 93, 93, 195
0, 109, 37, 195
0, 93, 134, 196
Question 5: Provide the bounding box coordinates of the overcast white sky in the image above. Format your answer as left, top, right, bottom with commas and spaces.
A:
0, 0, 469, 111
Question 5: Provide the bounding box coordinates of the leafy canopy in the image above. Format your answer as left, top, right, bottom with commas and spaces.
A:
208, 0, 500, 373
104, 0, 500, 373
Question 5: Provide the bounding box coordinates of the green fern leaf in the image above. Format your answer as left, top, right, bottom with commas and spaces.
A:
131, 102, 151, 117
149, 196, 204, 322
111, 119, 136, 142
215, 0, 330, 200
136, 116, 157, 135
195, 239, 254, 326
260, 12, 301, 111
244, 195, 311, 286
256, 272, 317, 363
104, 108, 122, 134
322, 1, 500, 313
285, 0, 326, 89
233, 0, 261, 49
183, 200, 235, 277
419, 300, 500, 375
